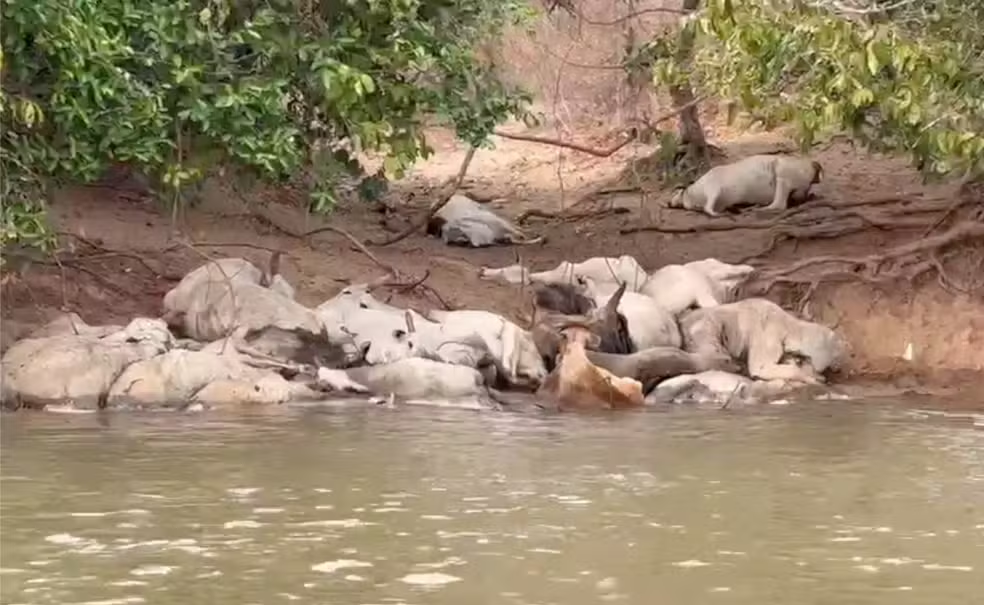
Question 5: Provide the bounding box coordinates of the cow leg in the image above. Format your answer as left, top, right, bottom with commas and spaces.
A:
702, 193, 723, 217
747, 338, 820, 384
746, 337, 817, 384
763, 179, 793, 212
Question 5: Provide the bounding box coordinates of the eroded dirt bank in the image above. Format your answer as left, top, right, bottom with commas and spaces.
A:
2, 126, 982, 406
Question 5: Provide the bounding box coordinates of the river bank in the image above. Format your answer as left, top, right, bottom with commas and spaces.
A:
1, 125, 982, 408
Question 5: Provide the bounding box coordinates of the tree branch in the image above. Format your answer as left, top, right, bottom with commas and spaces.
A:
490, 96, 707, 157
366, 146, 477, 247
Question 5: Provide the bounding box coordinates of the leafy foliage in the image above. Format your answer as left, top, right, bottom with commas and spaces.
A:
1, 0, 534, 253
643, 0, 984, 178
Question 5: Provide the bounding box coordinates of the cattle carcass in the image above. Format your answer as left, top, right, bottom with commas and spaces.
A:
668, 154, 823, 216
316, 358, 492, 402
1, 318, 174, 409
163, 253, 294, 326
641, 258, 756, 315
480, 255, 649, 293
314, 275, 432, 325
106, 329, 341, 409
679, 298, 850, 384
424, 309, 547, 388
428, 194, 540, 247
191, 373, 325, 408
645, 370, 792, 406
580, 277, 682, 350
536, 321, 644, 411
163, 255, 325, 347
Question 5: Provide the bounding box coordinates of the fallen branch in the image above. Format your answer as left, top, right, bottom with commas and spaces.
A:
305, 227, 454, 310
367, 147, 477, 247
166, 241, 289, 255
57, 259, 133, 296
491, 96, 706, 158
303, 224, 397, 276
58, 232, 171, 278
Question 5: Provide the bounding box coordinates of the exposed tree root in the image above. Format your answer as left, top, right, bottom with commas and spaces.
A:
622, 197, 971, 269
747, 220, 984, 298
619, 196, 939, 235
515, 207, 629, 224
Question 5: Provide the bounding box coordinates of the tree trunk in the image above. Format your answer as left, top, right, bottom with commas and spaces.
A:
670, 0, 708, 161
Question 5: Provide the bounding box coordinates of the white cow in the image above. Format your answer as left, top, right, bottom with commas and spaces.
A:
680, 298, 850, 384
669, 154, 822, 216
580, 277, 681, 350
641, 258, 756, 315
480, 255, 650, 293
425, 309, 547, 387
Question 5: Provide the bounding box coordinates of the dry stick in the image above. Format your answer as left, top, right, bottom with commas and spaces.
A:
61, 261, 131, 296
51, 253, 72, 314
303, 224, 397, 275
490, 96, 707, 158
58, 231, 169, 277
165, 241, 288, 255
740, 215, 953, 265
368, 147, 478, 247
302, 222, 454, 309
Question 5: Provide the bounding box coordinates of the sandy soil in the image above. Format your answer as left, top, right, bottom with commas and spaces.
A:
2, 117, 983, 405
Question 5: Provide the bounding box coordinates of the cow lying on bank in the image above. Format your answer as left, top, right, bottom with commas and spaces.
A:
162, 253, 324, 345
479, 255, 756, 317
428, 194, 542, 248
669, 154, 823, 217
316, 357, 494, 404
534, 276, 681, 352
318, 281, 547, 388
641, 258, 756, 315
679, 298, 849, 384
645, 370, 792, 407
480, 255, 649, 292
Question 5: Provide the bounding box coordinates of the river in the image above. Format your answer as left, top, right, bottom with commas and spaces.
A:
1, 401, 983, 605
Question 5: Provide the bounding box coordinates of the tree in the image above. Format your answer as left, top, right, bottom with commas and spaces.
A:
666, 0, 709, 162
646, 0, 984, 178
0, 0, 536, 256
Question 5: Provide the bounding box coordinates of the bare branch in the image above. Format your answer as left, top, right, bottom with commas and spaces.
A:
491, 96, 707, 157
367, 146, 477, 247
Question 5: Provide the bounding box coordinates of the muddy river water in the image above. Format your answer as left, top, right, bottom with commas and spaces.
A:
1, 401, 982, 604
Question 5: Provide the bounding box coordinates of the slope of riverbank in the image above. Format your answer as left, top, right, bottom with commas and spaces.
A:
2, 123, 982, 407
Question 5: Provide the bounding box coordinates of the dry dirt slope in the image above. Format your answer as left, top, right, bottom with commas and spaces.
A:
2, 123, 982, 395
